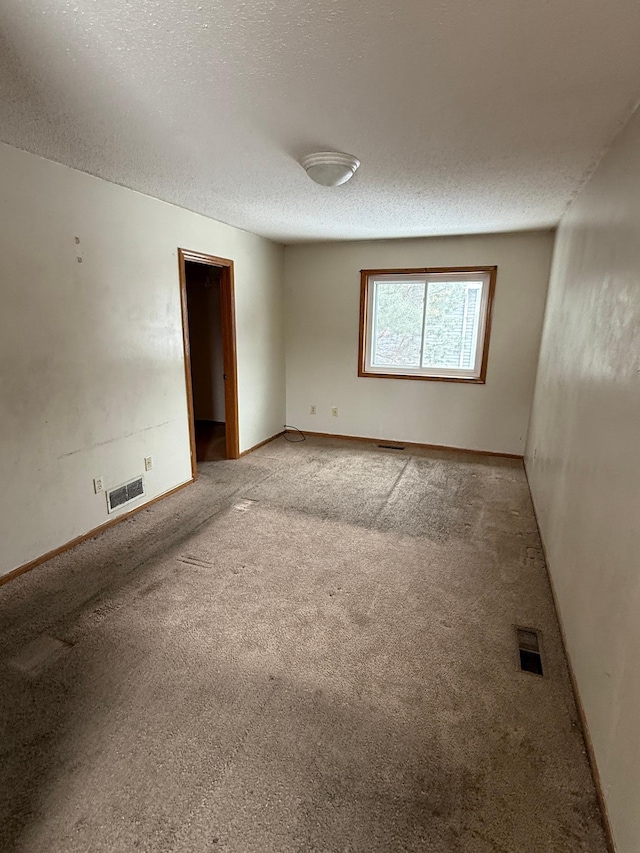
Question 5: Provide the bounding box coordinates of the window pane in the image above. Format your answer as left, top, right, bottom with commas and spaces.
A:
372, 280, 425, 367
422, 281, 483, 370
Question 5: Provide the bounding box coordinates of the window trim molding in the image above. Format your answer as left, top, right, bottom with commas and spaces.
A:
358, 265, 498, 384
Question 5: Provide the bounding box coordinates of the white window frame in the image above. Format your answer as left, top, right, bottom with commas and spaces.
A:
359, 267, 497, 384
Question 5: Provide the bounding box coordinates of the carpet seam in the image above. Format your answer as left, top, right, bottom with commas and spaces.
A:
373, 456, 411, 522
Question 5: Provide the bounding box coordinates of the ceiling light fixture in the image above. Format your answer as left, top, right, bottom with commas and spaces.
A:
301, 151, 360, 187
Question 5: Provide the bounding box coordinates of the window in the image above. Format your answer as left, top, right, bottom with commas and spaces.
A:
358, 266, 496, 383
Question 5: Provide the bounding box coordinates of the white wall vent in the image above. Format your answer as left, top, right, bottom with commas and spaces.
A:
106, 475, 145, 514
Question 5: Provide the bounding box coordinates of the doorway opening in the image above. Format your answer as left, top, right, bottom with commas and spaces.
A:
178, 249, 239, 476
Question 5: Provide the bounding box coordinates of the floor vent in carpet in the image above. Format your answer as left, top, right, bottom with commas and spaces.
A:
515, 626, 544, 676
377, 444, 405, 451
233, 498, 258, 512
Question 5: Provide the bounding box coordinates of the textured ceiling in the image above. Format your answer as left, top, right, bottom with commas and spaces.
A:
2, 0, 640, 243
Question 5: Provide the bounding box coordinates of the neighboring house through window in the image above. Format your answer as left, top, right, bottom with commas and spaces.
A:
358, 266, 497, 383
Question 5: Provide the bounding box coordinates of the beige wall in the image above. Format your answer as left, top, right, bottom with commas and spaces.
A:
0, 143, 285, 579
526, 108, 640, 852
285, 232, 553, 455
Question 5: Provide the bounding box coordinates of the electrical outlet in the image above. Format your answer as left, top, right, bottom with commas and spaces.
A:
332, 407, 338, 417
144, 455, 153, 471
310, 405, 316, 415
93, 476, 104, 494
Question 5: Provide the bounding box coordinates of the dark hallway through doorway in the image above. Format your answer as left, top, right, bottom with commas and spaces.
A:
185, 261, 226, 461
179, 248, 239, 470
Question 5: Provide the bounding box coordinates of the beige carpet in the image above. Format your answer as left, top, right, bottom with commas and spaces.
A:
0, 436, 607, 852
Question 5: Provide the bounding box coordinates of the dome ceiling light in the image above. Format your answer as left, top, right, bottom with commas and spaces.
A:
301, 152, 360, 187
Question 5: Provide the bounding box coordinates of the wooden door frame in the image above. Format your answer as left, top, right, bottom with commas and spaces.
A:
178, 248, 240, 475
